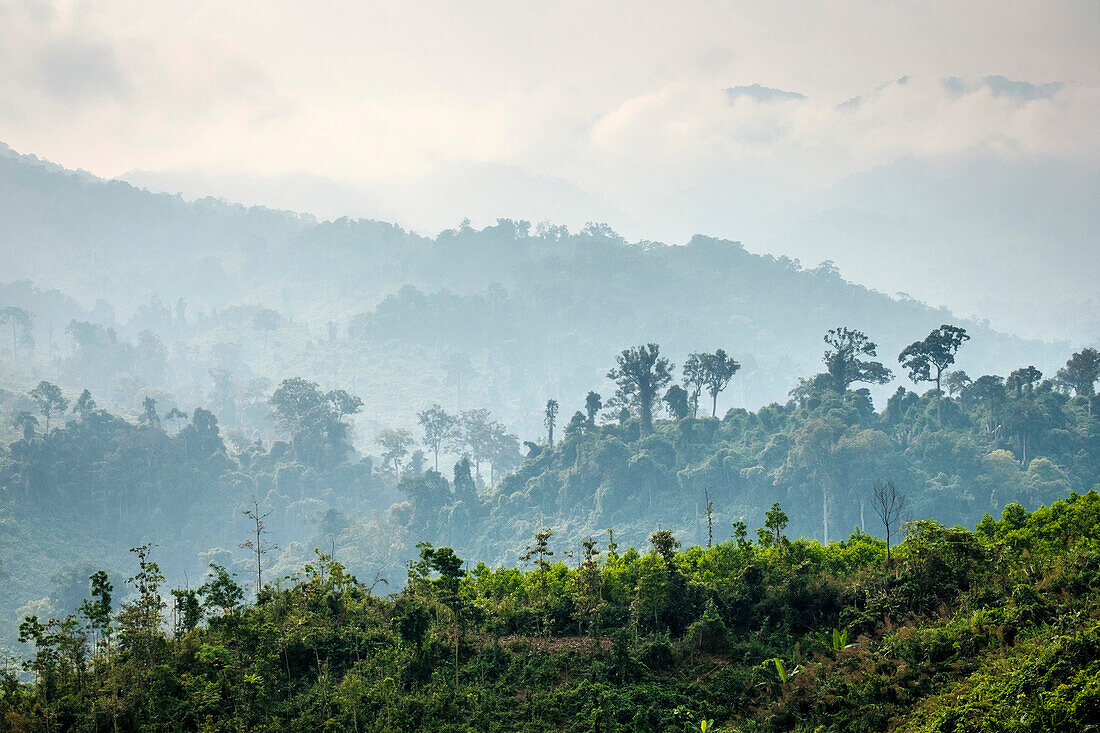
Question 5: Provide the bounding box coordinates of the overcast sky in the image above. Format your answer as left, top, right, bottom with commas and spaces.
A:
2, 1, 1099, 335
1, 1, 1096, 182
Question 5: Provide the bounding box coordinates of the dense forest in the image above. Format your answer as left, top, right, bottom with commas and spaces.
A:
2, 144, 1099, 732
2, 489, 1098, 731
2, 323, 1097, 660
0, 142, 1071, 443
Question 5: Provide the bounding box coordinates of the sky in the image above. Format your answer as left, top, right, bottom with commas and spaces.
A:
1, 0, 1098, 337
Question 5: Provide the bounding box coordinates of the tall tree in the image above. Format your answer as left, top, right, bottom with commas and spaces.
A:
898, 325, 970, 394
454, 409, 493, 477
0, 306, 33, 362
608, 343, 673, 434
485, 421, 520, 485
823, 327, 892, 392
584, 391, 602, 428
417, 404, 457, 471
702, 349, 741, 416
1056, 348, 1100, 397
681, 353, 707, 418
376, 428, 414, 480
29, 381, 68, 433
544, 399, 559, 447
761, 502, 789, 547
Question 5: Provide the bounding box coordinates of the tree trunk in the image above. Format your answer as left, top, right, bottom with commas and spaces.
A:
640, 392, 653, 434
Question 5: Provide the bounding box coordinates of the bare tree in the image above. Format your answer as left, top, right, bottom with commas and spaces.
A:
871, 479, 906, 563
241, 496, 277, 598
703, 487, 714, 548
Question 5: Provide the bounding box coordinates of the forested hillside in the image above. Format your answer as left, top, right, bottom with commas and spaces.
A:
2, 332, 1097, 661
0, 141, 1069, 443
2, 142, 1098, 732
3, 490, 1099, 731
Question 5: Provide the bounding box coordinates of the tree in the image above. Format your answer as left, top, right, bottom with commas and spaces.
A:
963, 375, 1006, 410
443, 352, 476, 408
198, 564, 244, 617
165, 407, 187, 432
682, 353, 707, 418
73, 389, 97, 419
78, 571, 113, 653
1056, 348, 1100, 396
564, 410, 588, 439
584, 391, 602, 428
574, 538, 604, 635
179, 407, 224, 458
544, 399, 559, 447
452, 457, 477, 504
253, 308, 281, 353
898, 325, 970, 394
823, 327, 892, 392
453, 409, 493, 476
117, 545, 166, 666
663, 385, 690, 420
139, 396, 160, 428
377, 428, 414, 480
521, 528, 555, 592
871, 479, 906, 563
412, 544, 466, 687
759, 502, 788, 547
942, 370, 972, 398
269, 377, 362, 466
702, 349, 741, 416
418, 404, 457, 471
649, 529, 680, 565
485, 422, 520, 484
240, 497, 276, 598
1007, 366, 1043, 397
0, 306, 33, 362
29, 381, 68, 433
703, 487, 714, 548
14, 411, 37, 441
608, 344, 673, 434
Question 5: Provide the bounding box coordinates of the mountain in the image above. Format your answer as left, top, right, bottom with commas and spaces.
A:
0, 141, 1076, 444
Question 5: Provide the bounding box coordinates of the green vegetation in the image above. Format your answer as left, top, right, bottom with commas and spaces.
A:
2, 332, 1096, 658
1, 492, 1098, 731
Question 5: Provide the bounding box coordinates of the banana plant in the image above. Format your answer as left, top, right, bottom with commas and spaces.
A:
762, 657, 801, 683
831, 628, 857, 653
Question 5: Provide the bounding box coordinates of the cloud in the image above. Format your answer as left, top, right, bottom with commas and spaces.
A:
27, 37, 128, 103
0, 1, 127, 105
571, 75, 1100, 202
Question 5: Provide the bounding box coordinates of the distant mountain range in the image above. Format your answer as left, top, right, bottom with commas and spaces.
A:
0, 140, 1081, 438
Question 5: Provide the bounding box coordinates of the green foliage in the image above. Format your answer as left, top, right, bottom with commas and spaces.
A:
0, 495, 1098, 731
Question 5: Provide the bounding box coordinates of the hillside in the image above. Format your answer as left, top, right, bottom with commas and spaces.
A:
2, 491, 1098, 732
2, 339, 1096, 657
0, 142, 1072, 442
